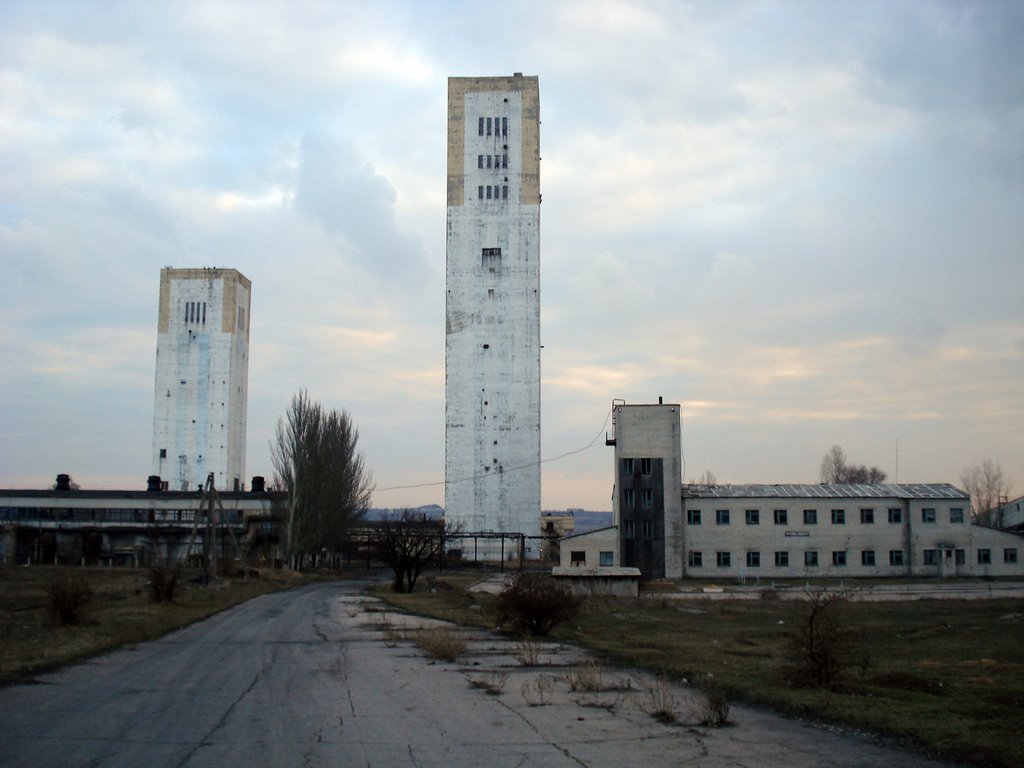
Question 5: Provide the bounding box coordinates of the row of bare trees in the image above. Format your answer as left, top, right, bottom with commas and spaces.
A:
271, 390, 374, 569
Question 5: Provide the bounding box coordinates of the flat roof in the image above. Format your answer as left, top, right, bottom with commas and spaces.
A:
681, 483, 969, 500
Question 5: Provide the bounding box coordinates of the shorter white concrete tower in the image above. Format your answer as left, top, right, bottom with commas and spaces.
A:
152, 268, 251, 491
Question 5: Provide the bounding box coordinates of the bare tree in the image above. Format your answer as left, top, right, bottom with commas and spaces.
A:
960, 460, 1012, 522
691, 470, 717, 485
271, 390, 374, 569
820, 445, 848, 483
374, 510, 464, 593
819, 445, 887, 484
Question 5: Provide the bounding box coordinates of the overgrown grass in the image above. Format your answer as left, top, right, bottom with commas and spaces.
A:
0, 565, 313, 683
376, 575, 1024, 768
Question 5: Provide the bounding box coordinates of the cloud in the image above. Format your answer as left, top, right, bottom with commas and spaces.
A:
292, 133, 430, 287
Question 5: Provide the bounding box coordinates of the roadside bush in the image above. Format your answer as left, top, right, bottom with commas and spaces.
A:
148, 558, 182, 603
45, 572, 93, 626
415, 627, 466, 662
695, 677, 730, 727
496, 572, 583, 637
785, 590, 859, 690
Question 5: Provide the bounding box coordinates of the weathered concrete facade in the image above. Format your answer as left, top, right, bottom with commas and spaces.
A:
445, 75, 541, 553
152, 268, 251, 492
608, 402, 683, 579
681, 483, 1023, 579
602, 401, 1024, 580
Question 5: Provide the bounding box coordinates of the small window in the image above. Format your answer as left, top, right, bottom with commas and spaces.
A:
923, 549, 939, 566
862, 550, 876, 566
641, 458, 653, 476
623, 458, 634, 475
599, 551, 614, 567
641, 489, 653, 508
1004, 548, 1018, 564
803, 509, 817, 525
860, 508, 874, 524
641, 519, 654, 539
775, 551, 789, 567
832, 550, 847, 567
486, 117, 492, 135
570, 551, 586, 566
950, 508, 964, 524
889, 550, 905, 566
888, 508, 903, 524
922, 508, 936, 523
478, 185, 484, 199
716, 509, 730, 525
159, 448, 167, 458
481, 247, 502, 271
624, 520, 635, 539
773, 509, 787, 525
623, 489, 635, 507
502, 153, 508, 168
716, 551, 731, 568
477, 155, 484, 169
502, 185, 508, 199
955, 549, 966, 565
831, 509, 846, 525
746, 551, 761, 568
745, 509, 760, 525
502, 116, 508, 136
478, 117, 485, 135
978, 548, 991, 564
805, 550, 819, 567
687, 509, 701, 525
486, 185, 492, 199
688, 551, 703, 568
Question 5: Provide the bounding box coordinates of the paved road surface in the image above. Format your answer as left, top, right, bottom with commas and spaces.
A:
0, 578, 954, 767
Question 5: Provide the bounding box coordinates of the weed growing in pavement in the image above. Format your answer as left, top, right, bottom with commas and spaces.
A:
566, 661, 603, 692
641, 674, 677, 724
468, 671, 509, 695
415, 627, 466, 662
521, 674, 556, 706
512, 635, 541, 666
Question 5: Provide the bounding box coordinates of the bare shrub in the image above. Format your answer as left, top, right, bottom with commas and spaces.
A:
786, 590, 858, 690
566, 661, 603, 692
45, 572, 93, 626
148, 558, 182, 603
694, 676, 730, 727
512, 635, 541, 666
641, 674, 677, 724
415, 627, 466, 662
521, 674, 556, 706
468, 671, 509, 695
496, 572, 583, 637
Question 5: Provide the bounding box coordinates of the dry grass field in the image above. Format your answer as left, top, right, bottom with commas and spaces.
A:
0, 565, 309, 683
378, 576, 1024, 768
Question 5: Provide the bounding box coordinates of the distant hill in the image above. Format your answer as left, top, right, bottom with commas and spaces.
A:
366, 506, 612, 533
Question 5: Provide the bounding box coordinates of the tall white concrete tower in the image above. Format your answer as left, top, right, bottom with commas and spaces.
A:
152, 268, 251, 491
445, 75, 541, 552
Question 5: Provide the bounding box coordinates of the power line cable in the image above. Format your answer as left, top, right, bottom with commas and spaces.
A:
375, 406, 613, 493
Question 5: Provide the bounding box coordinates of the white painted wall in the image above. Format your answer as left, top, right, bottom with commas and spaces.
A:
152, 269, 250, 492
445, 77, 540, 554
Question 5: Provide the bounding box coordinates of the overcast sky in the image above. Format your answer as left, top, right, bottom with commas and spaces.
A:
1, 0, 1021, 510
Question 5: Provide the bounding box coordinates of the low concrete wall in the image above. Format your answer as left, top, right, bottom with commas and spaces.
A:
552, 566, 641, 597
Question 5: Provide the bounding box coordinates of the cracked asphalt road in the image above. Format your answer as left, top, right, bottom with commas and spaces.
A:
0, 578, 954, 767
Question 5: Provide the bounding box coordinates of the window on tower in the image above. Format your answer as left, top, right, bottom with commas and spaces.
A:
481, 248, 502, 271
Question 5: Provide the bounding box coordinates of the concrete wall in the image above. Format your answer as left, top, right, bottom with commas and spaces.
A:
679, 490, 1023, 579
611, 403, 682, 579
152, 268, 250, 492
552, 566, 640, 597
445, 76, 541, 553
559, 526, 618, 569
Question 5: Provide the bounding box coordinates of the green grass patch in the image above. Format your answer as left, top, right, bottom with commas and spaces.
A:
375, 575, 1024, 768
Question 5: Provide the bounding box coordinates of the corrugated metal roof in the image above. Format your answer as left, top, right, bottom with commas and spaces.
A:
681, 483, 969, 500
